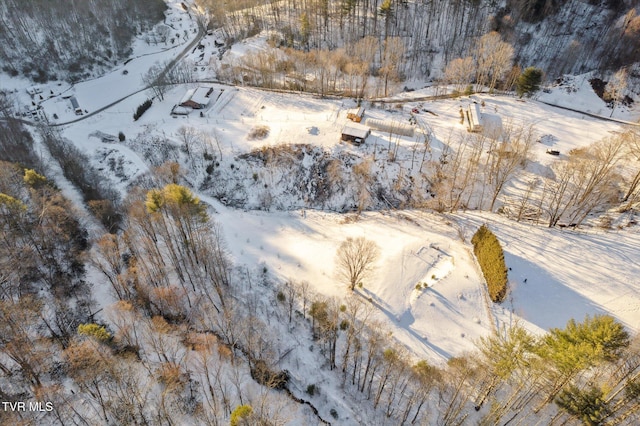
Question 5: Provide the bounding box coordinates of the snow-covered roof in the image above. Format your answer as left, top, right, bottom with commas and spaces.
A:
179, 88, 196, 106
171, 106, 190, 115
347, 106, 365, 117
179, 87, 214, 108
70, 96, 80, 110
26, 86, 42, 95
342, 123, 370, 139
191, 87, 213, 106
365, 118, 414, 137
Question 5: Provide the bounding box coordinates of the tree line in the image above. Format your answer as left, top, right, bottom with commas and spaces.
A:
427, 123, 640, 228
197, 0, 639, 89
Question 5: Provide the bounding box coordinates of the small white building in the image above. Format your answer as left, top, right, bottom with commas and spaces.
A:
365, 118, 415, 137
26, 86, 42, 96
70, 96, 82, 115
346, 106, 365, 123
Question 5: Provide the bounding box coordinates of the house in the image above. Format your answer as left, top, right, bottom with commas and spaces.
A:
70, 96, 82, 115
346, 106, 365, 123
466, 102, 482, 132
26, 86, 42, 96
341, 123, 371, 145
179, 87, 214, 109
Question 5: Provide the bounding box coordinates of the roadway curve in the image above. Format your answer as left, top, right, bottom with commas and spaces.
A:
50, 22, 206, 127
1, 17, 205, 128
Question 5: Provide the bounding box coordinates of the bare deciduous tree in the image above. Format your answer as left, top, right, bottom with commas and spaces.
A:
486, 122, 535, 210
142, 63, 170, 101
475, 31, 514, 93
336, 237, 380, 291
379, 37, 405, 97
605, 68, 628, 117
622, 130, 640, 206
444, 57, 475, 92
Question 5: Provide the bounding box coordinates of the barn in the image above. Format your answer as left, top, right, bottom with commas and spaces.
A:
70, 96, 82, 115
341, 123, 371, 145
179, 87, 214, 109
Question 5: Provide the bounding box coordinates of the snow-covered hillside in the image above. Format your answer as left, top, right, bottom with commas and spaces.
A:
2, 2, 640, 424
39, 58, 640, 365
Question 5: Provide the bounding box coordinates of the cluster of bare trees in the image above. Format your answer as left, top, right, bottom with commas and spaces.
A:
197, 142, 427, 211
276, 279, 640, 425
55, 163, 303, 424
428, 122, 535, 213
198, 0, 491, 79
97, 176, 230, 318
196, 0, 640, 93
142, 60, 196, 101
427, 125, 640, 227
444, 31, 515, 93
216, 35, 404, 97
40, 125, 122, 231
275, 285, 443, 424
500, 130, 640, 227
0, 98, 42, 171
0, 162, 93, 409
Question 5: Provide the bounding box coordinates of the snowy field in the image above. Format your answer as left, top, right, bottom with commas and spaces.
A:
53, 74, 640, 364
205, 200, 494, 362
2, 4, 640, 366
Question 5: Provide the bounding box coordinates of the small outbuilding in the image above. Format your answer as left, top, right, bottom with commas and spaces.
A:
346, 106, 365, 123
70, 96, 82, 115
179, 87, 214, 109
341, 123, 371, 145
26, 86, 42, 96
365, 118, 414, 137
171, 105, 190, 116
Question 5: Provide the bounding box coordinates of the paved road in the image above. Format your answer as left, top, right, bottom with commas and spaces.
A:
537, 100, 639, 127
50, 23, 206, 127
5, 59, 639, 129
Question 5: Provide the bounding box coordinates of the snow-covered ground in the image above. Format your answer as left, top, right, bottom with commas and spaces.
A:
3, 6, 640, 367
206, 202, 493, 363
537, 72, 639, 123
0, 0, 200, 124
46, 69, 640, 364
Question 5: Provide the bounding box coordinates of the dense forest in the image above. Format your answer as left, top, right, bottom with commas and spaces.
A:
198, 0, 640, 83
0, 0, 167, 82
2, 0, 638, 86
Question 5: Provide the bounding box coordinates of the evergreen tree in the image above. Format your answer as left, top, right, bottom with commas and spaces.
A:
230, 404, 253, 426
556, 385, 610, 426
541, 314, 629, 371
516, 67, 544, 98
471, 225, 508, 303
